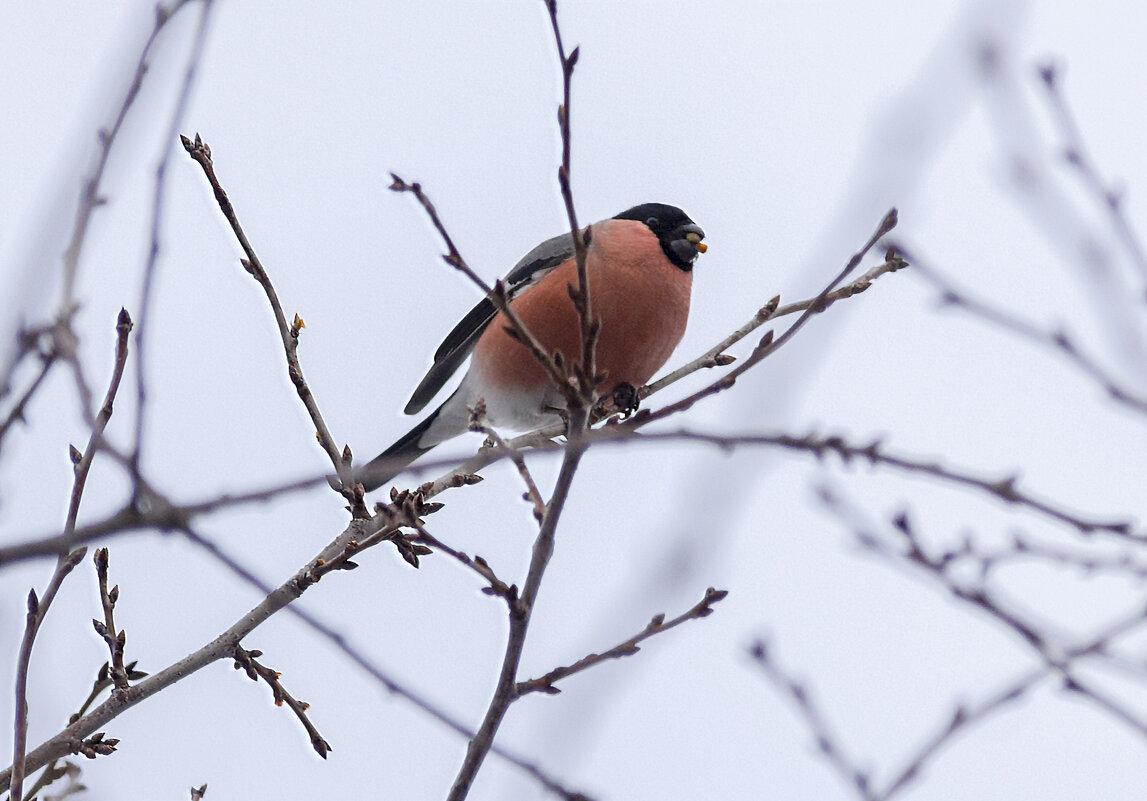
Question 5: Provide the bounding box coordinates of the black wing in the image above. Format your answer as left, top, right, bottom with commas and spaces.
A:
402, 230, 577, 415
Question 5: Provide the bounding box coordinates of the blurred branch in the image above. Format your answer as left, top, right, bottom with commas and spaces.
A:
973, 534, 1147, 581
516, 587, 728, 697
132, 0, 217, 465
0, 342, 55, 452
876, 668, 1048, 800
750, 637, 1050, 801
902, 243, 1147, 417
1037, 63, 1147, 291
749, 638, 875, 800
59, 0, 202, 310
819, 486, 1147, 745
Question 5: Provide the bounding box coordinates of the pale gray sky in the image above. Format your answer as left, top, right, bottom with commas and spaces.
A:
3, 2, 1146, 800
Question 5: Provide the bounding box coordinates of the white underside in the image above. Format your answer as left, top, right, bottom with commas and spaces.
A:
418, 368, 565, 448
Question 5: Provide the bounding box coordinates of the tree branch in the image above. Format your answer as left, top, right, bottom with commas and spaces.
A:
516, 587, 727, 697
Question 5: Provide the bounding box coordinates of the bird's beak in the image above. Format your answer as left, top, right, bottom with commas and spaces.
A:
683, 224, 707, 252
679, 222, 706, 251
671, 223, 708, 265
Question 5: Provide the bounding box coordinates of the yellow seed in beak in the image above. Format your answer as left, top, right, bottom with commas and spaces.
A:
695, 242, 708, 253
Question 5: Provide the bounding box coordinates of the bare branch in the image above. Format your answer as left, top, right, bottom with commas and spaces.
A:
232, 645, 331, 759
625, 430, 1138, 541
179, 134, 361, 507
410, 523, 519, 604
92, 549, 131, 691
8, 550, 86, 801
67, 309, 132, 532
516, 587, 728, 697
446, 404, 591, 800
636, 211, 900, 424
388, 173, 577, 408
469, 401, 547, 523
544, 0, 595, 404
819, 487, 1147, 747
645, 255, 907, 399
1036, 63, 1147, 290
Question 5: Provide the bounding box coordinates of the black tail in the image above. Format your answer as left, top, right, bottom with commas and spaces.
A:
355, 409, 441, 492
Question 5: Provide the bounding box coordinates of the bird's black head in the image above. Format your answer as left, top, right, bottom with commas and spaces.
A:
613, 203, 707, 271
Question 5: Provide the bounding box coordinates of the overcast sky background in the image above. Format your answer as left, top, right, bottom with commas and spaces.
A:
3, 1, 1147, 799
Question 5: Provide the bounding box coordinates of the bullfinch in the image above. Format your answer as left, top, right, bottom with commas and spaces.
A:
355, 202, 706, 491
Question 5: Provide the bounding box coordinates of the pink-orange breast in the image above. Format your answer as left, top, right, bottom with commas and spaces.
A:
471, 218, 693, 395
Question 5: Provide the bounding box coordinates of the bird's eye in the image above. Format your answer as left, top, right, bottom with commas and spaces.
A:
645, 216, 660, 228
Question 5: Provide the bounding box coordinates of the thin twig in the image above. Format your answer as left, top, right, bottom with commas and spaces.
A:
388, 174, 491, 293
92, 548, 130, 691
629, 429, 1138, 541
67, 309, 132, 531
902, 243, 1147, 417
544, 0, 595, 403
644, 255, 907, 398
10, 309, 134, 801
470, 401, 547, 523
0, 349, 56, 452
409, 523, 519, 604
232, 645, 331, 758
59, 0, 200, 310
636, 211, 899, 425
516, 587, 727, 697
8, 550, 86, 801
179, 134, 360, 506
388, 174, 576, 406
